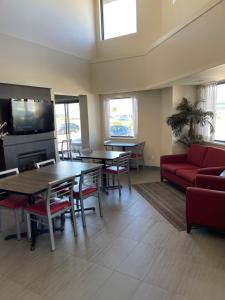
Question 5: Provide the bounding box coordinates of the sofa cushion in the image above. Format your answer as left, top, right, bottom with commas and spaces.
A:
187, 144, 208, 167
176, 169, 199, 183
162, 163, 198, 174
202, 147, 225, 167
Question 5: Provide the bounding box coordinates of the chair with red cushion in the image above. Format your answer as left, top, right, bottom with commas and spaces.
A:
186, 174, 225, 233
25, 176, 77, 251
103, 152, 131, 196
0, 168, 28, 240
130, 142, 145, 170
73, 166, 103, 228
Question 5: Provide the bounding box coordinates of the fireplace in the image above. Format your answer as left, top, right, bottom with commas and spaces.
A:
18, 150, 47, 172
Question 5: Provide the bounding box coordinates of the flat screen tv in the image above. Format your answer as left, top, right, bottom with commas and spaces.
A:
11, 99, 54, 134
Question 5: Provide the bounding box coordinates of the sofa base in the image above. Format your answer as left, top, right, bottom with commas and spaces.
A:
161, 170, 195, 189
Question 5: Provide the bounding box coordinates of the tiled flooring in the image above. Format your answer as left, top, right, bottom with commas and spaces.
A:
1, 167, 225, 299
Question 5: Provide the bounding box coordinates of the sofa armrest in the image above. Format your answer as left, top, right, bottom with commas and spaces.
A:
160, 154, 187, 164
197, 166, 225, 176
186, 187, 225, 222
196, 175, 225, 191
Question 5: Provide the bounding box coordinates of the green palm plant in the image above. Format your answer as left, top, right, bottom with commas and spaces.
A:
167, 98, 214, 146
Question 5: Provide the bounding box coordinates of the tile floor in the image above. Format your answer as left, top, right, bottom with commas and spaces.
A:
1, 167, 225, 300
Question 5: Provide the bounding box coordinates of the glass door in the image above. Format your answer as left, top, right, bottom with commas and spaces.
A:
55, 102, 81, 152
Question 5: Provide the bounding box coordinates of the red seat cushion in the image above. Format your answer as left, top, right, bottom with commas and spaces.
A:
187, 144, 208, 167
0, 194, 28, 209
202, 147, 225, 167
105, 166, 128, 174
131, 153, 143, 158
176, 169, 199, 183
26, 200, 70, 216
73, 187, 97, 199
162, 163, 198, 174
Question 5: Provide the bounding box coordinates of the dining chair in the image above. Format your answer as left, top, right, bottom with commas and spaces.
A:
25, 176, 77, 251
61, 139, 73, 160
35, 158, 56, 168
0, 168, 28, 240
130, 142, 145, 170
103, 152, 131, 196
73, 166, 103, 228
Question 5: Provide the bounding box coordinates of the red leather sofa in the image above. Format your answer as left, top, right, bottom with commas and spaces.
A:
186, 174, 225, 233
160, 144, 225, 189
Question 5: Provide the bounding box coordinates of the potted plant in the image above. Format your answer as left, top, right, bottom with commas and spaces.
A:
167, 98, 214, 146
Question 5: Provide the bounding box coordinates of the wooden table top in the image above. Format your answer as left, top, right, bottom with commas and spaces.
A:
104, 142, 138, 147
0, 161, 101, 195
79, 150, 125, 161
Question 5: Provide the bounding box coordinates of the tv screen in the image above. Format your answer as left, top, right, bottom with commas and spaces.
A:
11, 99, 54, 134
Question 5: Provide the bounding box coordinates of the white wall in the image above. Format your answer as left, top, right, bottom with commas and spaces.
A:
0, 0, 96, 59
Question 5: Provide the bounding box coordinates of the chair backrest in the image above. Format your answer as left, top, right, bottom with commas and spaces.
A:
35, 159, 56, 169
0, 168, 19, 178
117, 152, 131, 169
46, 176, 75, 216
0, 168, 19, 198
61, 139, 72, 152
132, 142, 145, 155
79, 166, 102, 194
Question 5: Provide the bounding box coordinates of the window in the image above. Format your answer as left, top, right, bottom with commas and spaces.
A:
100, 0, 137, 40
55, 102, 81, 151
214, 83, 225, 142
104, 97, 138, 138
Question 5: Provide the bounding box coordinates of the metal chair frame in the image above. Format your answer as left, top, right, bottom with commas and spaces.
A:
74, 166, 103, 228
104, 152, 131, 196
25, 176, 77, 251
130, 142, 145, 170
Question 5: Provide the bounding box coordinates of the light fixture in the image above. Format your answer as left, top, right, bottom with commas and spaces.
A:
172, 0, 177, 4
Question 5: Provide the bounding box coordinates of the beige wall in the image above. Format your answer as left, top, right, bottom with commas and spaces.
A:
92, 0, 224, 94
95, 0, 161, 59
161, 0, 216, 35
161, 88, 173, 156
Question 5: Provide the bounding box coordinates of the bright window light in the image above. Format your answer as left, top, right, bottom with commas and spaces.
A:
101, 0, 137, 40
214, 83, 225, 142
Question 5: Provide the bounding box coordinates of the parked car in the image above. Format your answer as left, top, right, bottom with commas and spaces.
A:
58, 123, 80, 134
110, 125, 130, 136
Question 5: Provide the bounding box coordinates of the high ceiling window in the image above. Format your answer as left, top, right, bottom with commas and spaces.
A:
214, 83, 225, 142
100, 0, 137, 40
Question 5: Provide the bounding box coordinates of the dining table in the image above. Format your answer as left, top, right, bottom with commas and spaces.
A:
78, 150, 126, 194
104, 141, 139, 151
0, 161, 101, 250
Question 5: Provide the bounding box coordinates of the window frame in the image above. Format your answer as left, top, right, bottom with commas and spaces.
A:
100, 0, 137, 41
104, 96, 138, 140
214, 82, 225, 143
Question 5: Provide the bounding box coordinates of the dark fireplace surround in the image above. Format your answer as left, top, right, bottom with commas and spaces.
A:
0, 132, 56, 171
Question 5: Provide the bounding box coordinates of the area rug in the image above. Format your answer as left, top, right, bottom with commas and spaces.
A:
132, 182, 186, 231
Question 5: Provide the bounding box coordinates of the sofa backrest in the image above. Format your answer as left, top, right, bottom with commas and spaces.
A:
202, 147, 225, 167
187, 144, 208, 166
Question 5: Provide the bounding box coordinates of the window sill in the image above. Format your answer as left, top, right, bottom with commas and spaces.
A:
206, 141, 225, 148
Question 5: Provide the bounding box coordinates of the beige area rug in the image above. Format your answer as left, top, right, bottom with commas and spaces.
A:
133, 182, 186, 231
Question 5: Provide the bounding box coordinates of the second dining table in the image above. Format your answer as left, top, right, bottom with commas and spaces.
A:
78, 150, 126, 193
0, 161, 101, 250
